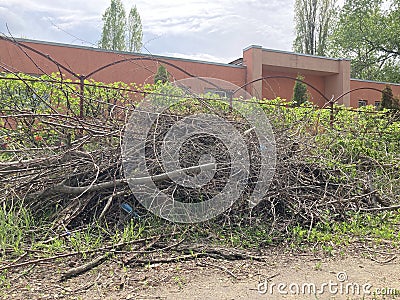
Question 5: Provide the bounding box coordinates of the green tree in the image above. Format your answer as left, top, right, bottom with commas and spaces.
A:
292, 75, 309, 106
99, 1, 143, 53
293, 0, 336, 56
127, 5, 143, 52
380, 85, 400, 110
154, 65, 170, 84
380, 85, 394, 110
394, 98, 400, 110
328, 0, 400, 82
99, 0, 127, 51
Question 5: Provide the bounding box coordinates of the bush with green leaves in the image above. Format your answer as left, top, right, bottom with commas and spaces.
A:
154, 64, 170, 84
379, 84, 400, 110
0, 73, 152, 158
291, 74, 309, 106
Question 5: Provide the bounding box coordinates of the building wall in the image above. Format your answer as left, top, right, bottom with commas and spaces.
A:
325, 59, 351, 106
261, 68, 327, 107
242, 45, 263, 98
1, 37, 400, 108
350, 79, 400, 108
0, 38, 246, 88
243, 46, 351, 107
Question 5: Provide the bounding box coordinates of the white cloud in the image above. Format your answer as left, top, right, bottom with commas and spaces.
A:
0, 0, 296, 61
163, 52, 236, 64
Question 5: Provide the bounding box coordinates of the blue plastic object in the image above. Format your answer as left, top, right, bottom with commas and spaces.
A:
121, 203, 133, 214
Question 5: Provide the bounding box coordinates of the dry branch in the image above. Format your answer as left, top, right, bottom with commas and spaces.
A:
60, 253, 110, 281
44, 162, 216, 195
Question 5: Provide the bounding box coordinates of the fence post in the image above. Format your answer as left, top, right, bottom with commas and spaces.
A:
79, 76, 85, 120
76, 75, 85, 141
329, 100, 334, 129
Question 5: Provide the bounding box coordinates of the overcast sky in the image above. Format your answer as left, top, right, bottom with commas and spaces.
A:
1, 0, 300, 63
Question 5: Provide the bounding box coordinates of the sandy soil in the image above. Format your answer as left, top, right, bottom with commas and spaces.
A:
2, 249, 400, 300
143, 255, 400, 300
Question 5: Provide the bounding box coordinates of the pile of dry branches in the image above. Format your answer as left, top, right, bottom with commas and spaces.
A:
1, 79, 399, 233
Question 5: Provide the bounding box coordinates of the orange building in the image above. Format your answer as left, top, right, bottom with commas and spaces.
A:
1, 37, 399, 108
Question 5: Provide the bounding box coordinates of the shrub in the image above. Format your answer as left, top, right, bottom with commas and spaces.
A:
291, 74, 309, 106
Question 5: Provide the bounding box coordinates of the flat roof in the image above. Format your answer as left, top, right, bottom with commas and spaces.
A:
351, 78, 400, 87
9, 37, 245, 69
243, 45, 351, 61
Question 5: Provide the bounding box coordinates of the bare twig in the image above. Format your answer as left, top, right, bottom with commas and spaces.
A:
60, 253, 110, 281
196, 260, 238, 279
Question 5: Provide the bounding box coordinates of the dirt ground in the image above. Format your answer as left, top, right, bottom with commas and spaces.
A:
2, 248, 400, 300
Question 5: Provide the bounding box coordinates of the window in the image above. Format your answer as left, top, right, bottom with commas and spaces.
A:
358, 100, 367, 107
374, 101, 381, 109
204, 88, 232, 99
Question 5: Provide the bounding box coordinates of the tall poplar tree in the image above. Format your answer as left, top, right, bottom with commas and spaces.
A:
99, 0, 126, 51
293, 0, 336, 56
127, 5, 143, 52
99, 0, 143, 53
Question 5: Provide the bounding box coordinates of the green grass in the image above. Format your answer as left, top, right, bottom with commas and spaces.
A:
0, 203, 35, 255
288, 210, 400, 252
1, 202, 399, 263
0, 204, 148, 259
176, 210, 400, 251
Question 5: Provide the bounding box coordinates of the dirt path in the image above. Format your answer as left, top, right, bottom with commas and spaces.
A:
141, 255, 400, 300
3, 250, 400, 300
